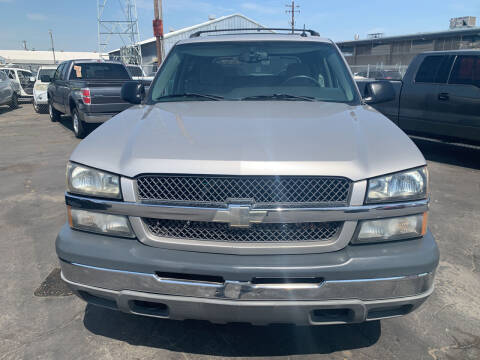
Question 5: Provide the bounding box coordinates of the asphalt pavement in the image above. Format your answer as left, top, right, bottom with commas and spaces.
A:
0, 104, 479, 359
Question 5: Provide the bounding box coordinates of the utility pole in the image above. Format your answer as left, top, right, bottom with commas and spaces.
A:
285, 1, 300, 33
49, 30, 56, 64
153, 0, 164, 68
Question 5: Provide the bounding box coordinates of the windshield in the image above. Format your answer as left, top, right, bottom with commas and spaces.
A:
149, 41, 359, 104
38, 68, 56, 79
69, 63, 130, 80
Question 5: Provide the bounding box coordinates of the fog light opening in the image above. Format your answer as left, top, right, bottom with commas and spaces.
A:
129, 300, 169, 317
311, 308, 354, 323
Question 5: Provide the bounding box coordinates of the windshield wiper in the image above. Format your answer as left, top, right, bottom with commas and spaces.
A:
240, 94, 315, 101
155, 93, 224, 101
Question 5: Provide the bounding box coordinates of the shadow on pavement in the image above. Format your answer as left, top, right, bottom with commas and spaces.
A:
0, 105, 23, 115
83, 305, 381, 356
58, 116, 74, 132
58, 116, 101, 136
411, 137, 480, 170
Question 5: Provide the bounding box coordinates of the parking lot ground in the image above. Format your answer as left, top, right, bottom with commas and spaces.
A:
0, 104, 479, 360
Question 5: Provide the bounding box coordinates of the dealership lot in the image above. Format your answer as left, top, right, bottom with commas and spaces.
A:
0, 105, 479, 359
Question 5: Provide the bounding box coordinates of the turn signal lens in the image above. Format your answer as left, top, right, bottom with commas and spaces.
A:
354, 214, 426, 244
69, 208, 134, 238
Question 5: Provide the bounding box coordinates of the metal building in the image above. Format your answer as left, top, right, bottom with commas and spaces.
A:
337, 25, 480, 68
108, 13, 266, 75
0, 50, 103, 72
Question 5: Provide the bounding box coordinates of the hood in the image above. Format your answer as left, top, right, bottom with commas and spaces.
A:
70, 101, 425, 181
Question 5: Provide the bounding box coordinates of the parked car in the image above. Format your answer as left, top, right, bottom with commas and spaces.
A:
2, 67, 34, 99
0, 70, 19, 109
356, 69, 403, 80
57, 29, 438, 326
33, 65, 57, 113
45, 59, 133, 138
357, 50, 480, 143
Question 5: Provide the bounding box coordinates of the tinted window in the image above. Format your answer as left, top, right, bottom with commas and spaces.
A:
39, 68, 57, 79
127, 66, 143, 77
0, 71, 6, 81
69, 63, 130, 80
435, 56, 455, 83
415, 55, 453, 83
449, 55, 480, 87
54, 63, 65, 80
150, 41, 359, 104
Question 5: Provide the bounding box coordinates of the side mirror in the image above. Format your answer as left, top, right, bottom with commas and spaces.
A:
363, 81, 395, 104
40, 75, 51, 83
121, 81, 145, 104
29, 76, 36, 82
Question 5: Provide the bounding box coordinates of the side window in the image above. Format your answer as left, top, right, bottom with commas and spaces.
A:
449, 56, 480, 87
0, 71, 6, 81
54, 63, 64, 80
415, 56, 450, 83
61, 63, 70, 80
7, 70, 15, 80
435, 56, 455, 83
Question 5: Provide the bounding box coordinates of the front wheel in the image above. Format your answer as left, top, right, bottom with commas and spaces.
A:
72, 108, 87, 139
33, 99, 40, 113
49, 102, 61, 122
9, 92, 18, 109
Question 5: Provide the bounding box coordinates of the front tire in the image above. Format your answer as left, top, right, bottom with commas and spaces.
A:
49, 102, 61, 122
72, 108, 87, 139
9, 92, 18, 109
33, 99, 40, 113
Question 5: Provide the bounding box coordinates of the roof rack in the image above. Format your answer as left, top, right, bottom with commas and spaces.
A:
189, 28, 320, 38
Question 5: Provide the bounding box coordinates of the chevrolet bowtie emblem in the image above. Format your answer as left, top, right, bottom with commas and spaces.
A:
213, 204, 267, 228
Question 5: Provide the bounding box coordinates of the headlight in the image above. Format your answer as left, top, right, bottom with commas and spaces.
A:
34, 83, 48, 91
354, 214, 427, 244
366, 167, 428, 203
67, 162, 121, 199
68, 207, 134, 238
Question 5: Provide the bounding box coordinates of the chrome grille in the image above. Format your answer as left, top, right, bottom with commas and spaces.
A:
136, 175, 351, 206
143, 219, 341, 243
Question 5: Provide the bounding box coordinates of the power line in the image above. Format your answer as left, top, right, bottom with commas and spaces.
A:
285, 1, 300, 34
153, 0, 165, 66
49, 30, 56, 64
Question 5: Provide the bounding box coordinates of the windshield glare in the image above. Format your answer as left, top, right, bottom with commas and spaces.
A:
149, 41, 359, 104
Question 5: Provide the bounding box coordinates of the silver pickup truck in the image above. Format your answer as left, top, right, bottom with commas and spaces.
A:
56, 29, 439, 326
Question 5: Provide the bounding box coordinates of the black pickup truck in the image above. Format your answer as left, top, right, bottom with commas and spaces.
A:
45, 60, 133, 138
357, 50, 480, 144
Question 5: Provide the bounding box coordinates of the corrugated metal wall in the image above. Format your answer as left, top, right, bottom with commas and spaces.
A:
340, 29, 480, 66
111, 15, 264, 71
162, 15, 262, 56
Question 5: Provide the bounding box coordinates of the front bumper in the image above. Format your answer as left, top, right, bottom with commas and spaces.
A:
34, 90, 48, 104
63, 269, 433, 325
57, 225, 439, 325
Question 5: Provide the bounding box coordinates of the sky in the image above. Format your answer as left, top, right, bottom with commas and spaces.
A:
0, 0, 479, 52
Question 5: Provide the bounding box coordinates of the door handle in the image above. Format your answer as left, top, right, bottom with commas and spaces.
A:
438, 92, 449, 101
